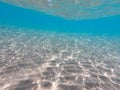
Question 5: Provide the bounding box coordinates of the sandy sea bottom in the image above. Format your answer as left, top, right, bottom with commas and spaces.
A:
0, 26, 120, 90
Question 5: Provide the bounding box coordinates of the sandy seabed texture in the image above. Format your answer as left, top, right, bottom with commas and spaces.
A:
0, 26, 120, 90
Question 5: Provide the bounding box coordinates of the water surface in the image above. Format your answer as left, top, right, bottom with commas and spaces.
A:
0, 1, 120, 90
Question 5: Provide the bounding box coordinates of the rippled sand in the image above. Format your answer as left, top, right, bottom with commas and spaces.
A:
0, 26, 120, 90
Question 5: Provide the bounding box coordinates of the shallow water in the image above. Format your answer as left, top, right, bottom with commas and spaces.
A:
0, 26, 120, 90
0, 1, 120, 90
1, 0, 120, 19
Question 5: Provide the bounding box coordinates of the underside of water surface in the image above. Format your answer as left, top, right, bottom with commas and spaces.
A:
0, 26, 120, 90
0, 0, 120, 90
0, 0, 120, 19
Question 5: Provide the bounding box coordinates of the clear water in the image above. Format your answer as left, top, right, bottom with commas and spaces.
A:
0, 1, 120, 90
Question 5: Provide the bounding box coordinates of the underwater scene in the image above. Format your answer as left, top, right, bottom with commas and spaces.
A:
0, 0, 120, 90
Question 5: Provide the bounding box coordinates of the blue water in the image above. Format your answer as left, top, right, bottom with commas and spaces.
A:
0, 1, 120, 90
0, 1, 120, 34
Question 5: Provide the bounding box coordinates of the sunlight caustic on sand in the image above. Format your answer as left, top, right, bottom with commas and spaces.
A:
0, 26, 120, 90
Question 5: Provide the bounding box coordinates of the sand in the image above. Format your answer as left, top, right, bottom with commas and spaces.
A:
0, 26, 120, 90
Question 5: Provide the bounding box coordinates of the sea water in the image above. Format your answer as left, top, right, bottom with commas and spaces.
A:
0, 1, 120, 90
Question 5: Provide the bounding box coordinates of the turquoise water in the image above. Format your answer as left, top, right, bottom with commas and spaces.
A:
0, 1, 120, 90
0, 2, 120, 34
